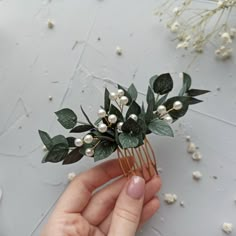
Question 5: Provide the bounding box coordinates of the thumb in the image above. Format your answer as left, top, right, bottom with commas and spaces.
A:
108, 176, 145, 236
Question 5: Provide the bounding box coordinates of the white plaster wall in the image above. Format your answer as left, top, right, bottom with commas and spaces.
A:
0, 1, 235, 235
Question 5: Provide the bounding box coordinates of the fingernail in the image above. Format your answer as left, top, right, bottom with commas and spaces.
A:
127, 176, 145, 199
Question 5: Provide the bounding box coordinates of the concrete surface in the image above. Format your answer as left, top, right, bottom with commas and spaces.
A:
0, 0, 235, 235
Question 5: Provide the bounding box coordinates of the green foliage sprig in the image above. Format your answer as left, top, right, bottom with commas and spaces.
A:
39, 73, 209, 165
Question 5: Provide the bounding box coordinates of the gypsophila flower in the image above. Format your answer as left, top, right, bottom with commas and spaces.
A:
170, 21, 180, 33
221, 32, 232, 44
156, 0, 236, 60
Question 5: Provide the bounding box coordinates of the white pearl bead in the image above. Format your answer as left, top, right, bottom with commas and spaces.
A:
108, 114, 117, 124
97, 108, 106, 118
74, 138, 83, 147
117, 122, 123, 131
117, 89, 125, 97
109, 92, 117, 101
42, 145, 48, 152
98, 123, 107, 133
157, 105, 166, 114
85, 148, 94, 157
67, 172, 76, 182
83, 135, 93, 144
173, 101, 183, 110
120, 96, 129, 105
129, 114, 138, 121
116, 46, 122, 55
164, 115, 173, 124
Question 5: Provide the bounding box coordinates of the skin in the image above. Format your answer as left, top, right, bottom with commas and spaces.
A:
41, 159, 161, 236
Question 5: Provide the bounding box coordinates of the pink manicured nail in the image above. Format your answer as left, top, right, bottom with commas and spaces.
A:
127, 176, 145, 199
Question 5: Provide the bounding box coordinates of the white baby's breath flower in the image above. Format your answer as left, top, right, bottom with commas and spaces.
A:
229, 28, 236, 38
217, 1, 224, 8
176, 41, 189, 49
221, 32, 232, 44
173, 7, 180, 15
170, 21, 180, 33
222, 222, 233, 234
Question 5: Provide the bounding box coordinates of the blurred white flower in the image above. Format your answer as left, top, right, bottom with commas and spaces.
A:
170, 21, 180, 33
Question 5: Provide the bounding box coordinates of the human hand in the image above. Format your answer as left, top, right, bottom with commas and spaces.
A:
40, 159, 161, 236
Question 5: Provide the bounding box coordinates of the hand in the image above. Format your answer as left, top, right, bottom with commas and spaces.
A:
41, 159, 161, 236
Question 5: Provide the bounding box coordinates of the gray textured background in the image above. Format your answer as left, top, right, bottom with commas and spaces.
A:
0, 1, 236, 235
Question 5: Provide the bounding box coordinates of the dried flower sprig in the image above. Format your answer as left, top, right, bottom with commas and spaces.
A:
156, 0, 236, 60
39, 73, 209, 178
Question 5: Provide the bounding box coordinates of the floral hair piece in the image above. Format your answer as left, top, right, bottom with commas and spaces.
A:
39, 73, 209, 179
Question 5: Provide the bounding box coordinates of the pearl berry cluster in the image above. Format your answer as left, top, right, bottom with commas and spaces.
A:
156, 100, 183, 123
74, 89, 141, 157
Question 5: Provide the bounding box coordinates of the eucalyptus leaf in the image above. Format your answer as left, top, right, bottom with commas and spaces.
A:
187, 89, 210, 97
52, 135, 68, 145
145, 102, 154, 123
153, 73, 173, 95
148, 118, 174, 137
80, 106, 94, 127
128, 84, 138, 101
94, 141, 117, 161
55, 108, 77, 129
94, 117, 102, 126
38, 130, 53, 150
66, 137, 76, 147
119, 132, 139, 149
70, 124, 93, 133
109, 104, 124, 122
104, 88, 110, 112
122, 118, 141, 134
63, 148, 83, 165
179, 72, 192, 96
149, 75, 158, 89
146, 86, 155, 106
42, 143, 69, 163
126, 101, 141, 119
189, 97, 203, 105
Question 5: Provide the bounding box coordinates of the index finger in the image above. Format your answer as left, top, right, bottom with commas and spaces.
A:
55, 158, 129, 213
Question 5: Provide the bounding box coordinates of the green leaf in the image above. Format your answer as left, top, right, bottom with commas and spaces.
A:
109, 104, 124, 122
179, 72, 192, 96
52, 135, 68, 145
70, 124, 93, 133
62, 148, 83, 165
80, 106, 94, 127
94, 117, 102, 126
94, 141, 117, 161
126, 101, 141, 119
137, 118, 147, 135
187, 89, 210, 97
164, 96, 190, 119
189, 97, 203, 105
153, 73, 173, 95
118, 84, 132, 105
141, 101, 145, 115
183, 72, 192, 90
38, 130, 53, 150
66, 137, 76, 147
55, 108, 77, 129
119, 132, 140, 149
149, 75, 158, 89
145, 102, 154, 124
146, 86, 155, 106
42, 143, 69, 163
148, 118, 174, 137
104, 88, 111, 112
122, 118, 141, 134
128, 84, 138, 101
155, 94, 168, 109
